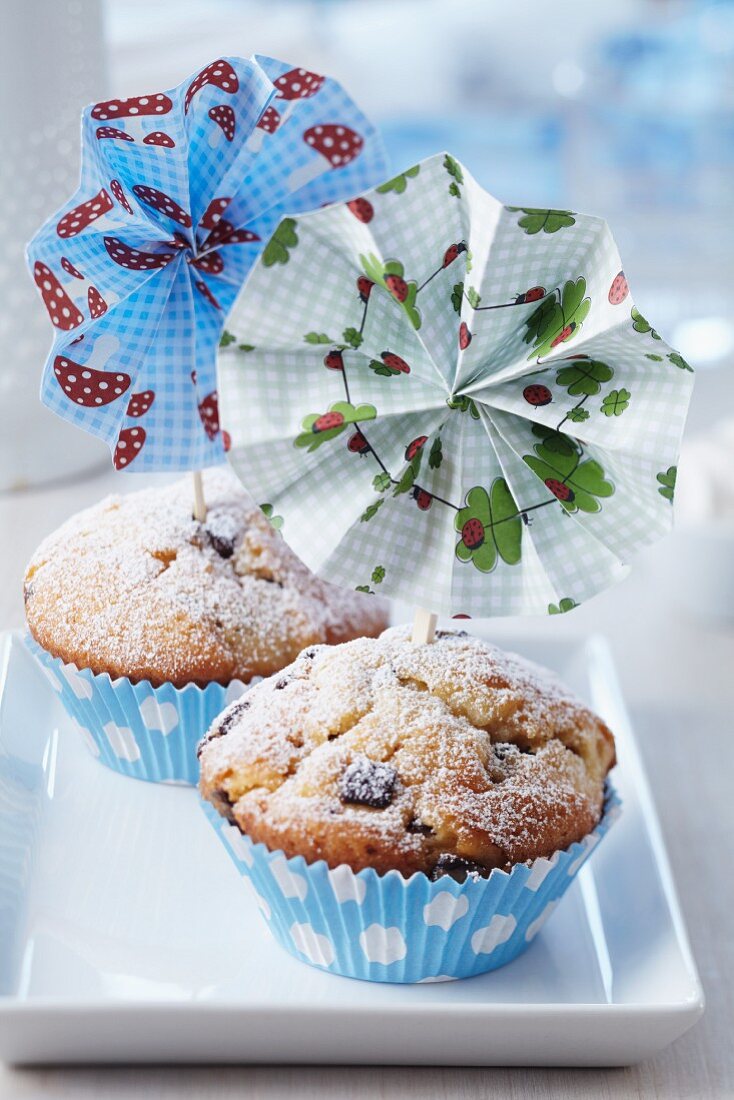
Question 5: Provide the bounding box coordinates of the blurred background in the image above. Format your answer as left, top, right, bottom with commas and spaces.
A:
1, 0, 733, 710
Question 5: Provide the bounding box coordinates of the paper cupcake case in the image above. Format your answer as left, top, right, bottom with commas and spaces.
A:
26, 635, 251, 785
201, 783, 621, 983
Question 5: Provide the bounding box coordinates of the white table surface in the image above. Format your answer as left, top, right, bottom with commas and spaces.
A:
0, 468, 732, 1098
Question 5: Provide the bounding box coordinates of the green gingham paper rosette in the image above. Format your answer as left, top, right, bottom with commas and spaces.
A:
26, 634, 255, 785
218, 153, 694, 617
201, 782, 620, 982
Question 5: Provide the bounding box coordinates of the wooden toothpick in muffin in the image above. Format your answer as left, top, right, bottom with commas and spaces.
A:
24, 469, 387, 783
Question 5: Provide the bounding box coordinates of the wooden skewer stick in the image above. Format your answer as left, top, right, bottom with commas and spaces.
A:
411, 607, 438, 645
192, 469, 207, 523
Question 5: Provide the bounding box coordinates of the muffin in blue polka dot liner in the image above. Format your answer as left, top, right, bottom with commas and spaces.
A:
199, 627, 620, 982
23, 470, 388, 785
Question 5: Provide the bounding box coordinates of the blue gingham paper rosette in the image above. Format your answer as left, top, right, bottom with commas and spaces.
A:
26, 55, 388, 472
26, 634, 254, 785
201, 784, 620, 983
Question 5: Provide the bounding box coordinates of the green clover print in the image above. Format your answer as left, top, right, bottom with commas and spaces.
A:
444, 154, 464, 197
361, 499, 384, 523
548, 597, 578, 614
507, 207, 576, 235
601, 389, 631, 416
524, 430, 614, 514
455, 480, 523, 573
368, 350, 411, 378
393, 445, 425, 497
295, 401, 376, 453
359, 253, 421, 329
668, 352, 693, 372
375, 165, 420, 195
524, 278, 591, 360
656, 466, 677, 502
260, 503, 283, 531
263, 218, 298, 266
631, 306, 661, 340
342, 327, 364, 349
555, 358, 613, 397
447, 394, 480, 419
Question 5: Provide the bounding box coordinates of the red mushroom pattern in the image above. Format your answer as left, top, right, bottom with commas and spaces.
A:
57, 189, 113, 239
33, 263, 84, 330
204, 220, 260, 249
257, 105, 281, 134
189, 251, 224, 276
114, 427, 146, 469
131, 186, 192, 228
198, 391, 220, 439
126, 390, 155, 418
96, 127, 134, 143
200, 197, 231, 230
87, 286, 108, 319
303, 124, 363, 169
194, 280, 221, 309
104, 237, 176, 271
91, 94, 173, 121
53, 353, 130, 406
143, 131, 175, 148
208, 105, 235, 141
274, 68, 324, 102
110, 180, 134, 215
60, 256, 84, 280
184, 60, 238, 113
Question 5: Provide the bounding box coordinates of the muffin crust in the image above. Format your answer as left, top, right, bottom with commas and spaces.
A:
199, 627, 616, 877
24, 469, 387, 687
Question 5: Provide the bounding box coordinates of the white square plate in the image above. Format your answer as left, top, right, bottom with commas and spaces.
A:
0, 629, 703, 1066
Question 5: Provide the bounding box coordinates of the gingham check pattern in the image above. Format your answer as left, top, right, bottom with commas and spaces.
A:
26, 55, 388, 472
221, 153, 694, 618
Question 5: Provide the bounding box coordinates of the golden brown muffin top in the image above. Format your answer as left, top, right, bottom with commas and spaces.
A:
24, 469, 387, 687
199, 627, 616, 878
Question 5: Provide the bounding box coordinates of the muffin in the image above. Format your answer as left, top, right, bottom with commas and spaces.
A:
199, 627, 618, 982
24, 468, 387, 783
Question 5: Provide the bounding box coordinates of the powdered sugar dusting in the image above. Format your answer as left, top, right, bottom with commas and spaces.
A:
199, 627, 616, 876
24, 469, 387, 686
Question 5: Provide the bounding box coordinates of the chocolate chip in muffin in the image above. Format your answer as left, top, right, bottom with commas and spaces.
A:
207, 530, 235, 559
204, 509, 240, 560
198, 627, 615, 877
213, 698, 251, 741
430, 853, 490, 883
493, 742, 515, 760
207, 785, 237, 822
340, 756, 397, 809
23, 470, 388, 690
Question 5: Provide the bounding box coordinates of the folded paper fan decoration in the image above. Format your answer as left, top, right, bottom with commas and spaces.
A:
26, 56, 387, 471
218, 153, 694, 617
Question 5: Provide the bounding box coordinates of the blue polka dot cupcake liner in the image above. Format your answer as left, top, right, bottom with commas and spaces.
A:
26, 634, 253, 785
201, 783, 620, 983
